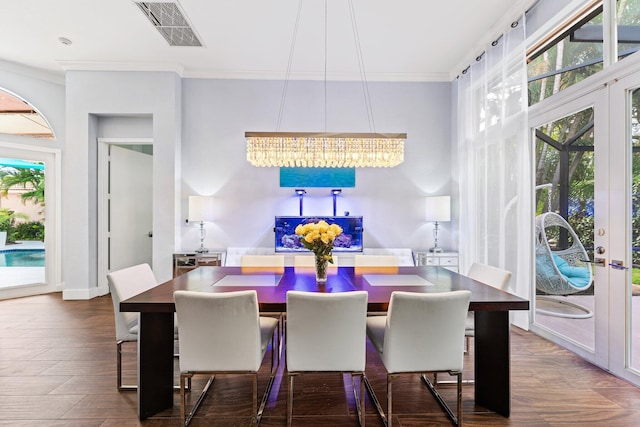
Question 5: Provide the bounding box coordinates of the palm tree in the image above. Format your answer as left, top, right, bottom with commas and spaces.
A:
0, 166, 45, 206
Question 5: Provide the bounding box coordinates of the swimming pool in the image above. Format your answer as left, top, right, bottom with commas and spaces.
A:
0, 249, 45, 267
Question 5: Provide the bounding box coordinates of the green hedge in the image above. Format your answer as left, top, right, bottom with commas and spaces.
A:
12, 221, 45, 241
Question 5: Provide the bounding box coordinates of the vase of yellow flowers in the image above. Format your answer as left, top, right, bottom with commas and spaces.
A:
295, 220, 343, 283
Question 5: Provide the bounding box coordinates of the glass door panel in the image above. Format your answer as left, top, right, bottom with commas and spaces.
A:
602, 66, 640, 385
0, 147, 55, 300
617, 0, 640, 61
628, 88, 640, 372
534, 106, 596, 352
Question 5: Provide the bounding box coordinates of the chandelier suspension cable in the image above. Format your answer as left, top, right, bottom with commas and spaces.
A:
324, 0, 328, 132
245, 0, 406, 169
348, 0, 375, 132
276, 0, 304, 132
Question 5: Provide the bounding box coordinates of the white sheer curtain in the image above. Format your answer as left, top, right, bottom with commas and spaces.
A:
457, 16, 531, 328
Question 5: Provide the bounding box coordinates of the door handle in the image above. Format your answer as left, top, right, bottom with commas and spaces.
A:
148, 231, 153, 238
581, 258, 606, 267
609, 260, 628, 270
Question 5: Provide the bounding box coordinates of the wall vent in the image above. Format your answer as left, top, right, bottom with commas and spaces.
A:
135, 2, 202, 47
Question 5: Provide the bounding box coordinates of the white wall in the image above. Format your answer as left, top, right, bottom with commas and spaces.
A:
97, 116, 153, 138
181, 78, 453, 252
64, 71, 181, 299
3, 66, 454, 299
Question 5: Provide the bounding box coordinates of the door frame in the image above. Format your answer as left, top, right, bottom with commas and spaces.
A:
528, 86, 610, 368
608, 71, 640, 385
0, 141, 61, 299
97, 138, 152, 295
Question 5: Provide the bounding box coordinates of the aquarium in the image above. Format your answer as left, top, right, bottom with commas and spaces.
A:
275, 216, 363, 252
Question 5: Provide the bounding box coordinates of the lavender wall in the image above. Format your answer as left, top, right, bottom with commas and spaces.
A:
181, 78, 453, 252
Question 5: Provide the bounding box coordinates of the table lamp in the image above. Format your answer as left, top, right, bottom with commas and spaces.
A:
188, 196, 215, 253
425, 196, 450, 253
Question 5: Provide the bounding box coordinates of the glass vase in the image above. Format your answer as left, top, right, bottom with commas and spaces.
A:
315, 254, 329, 284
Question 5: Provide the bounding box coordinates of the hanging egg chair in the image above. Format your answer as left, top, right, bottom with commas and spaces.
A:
535, 212, 593, 318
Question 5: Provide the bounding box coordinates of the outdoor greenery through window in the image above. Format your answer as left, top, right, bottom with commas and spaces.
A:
535, 107, 594, 259
632, 88, 640, 274
528, 0, 640, 106
0, 160, 45, 243
618, 0, 640, 60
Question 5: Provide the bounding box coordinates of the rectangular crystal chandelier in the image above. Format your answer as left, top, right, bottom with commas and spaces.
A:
245, 0, 407, 169
246, 132, 406, 168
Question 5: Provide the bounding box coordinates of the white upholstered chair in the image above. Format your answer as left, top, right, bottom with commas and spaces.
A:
365, 290, 471, 427
240, 254, 285, 267
107, 263, 178, 391
240, 254, 286, 344
465, 263, 512, 344
174, 290, 279, 426
286, 290, 369, 427
354, 254, 399, 267
293, 254, 338, 267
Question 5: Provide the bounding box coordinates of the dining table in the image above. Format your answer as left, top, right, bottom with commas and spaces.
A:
120, 264, 530, 420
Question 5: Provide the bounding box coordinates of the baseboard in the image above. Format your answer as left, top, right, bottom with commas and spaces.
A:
62, 286, 103, 300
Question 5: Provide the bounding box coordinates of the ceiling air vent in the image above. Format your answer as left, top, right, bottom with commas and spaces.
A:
135, 1, 202, 47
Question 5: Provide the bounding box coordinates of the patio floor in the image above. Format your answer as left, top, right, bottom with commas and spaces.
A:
535, 293, 640, 372
0, 241, 45, 289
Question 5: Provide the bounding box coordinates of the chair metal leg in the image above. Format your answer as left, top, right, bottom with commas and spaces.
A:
117, 340, 136, 391
257, 368, 276, 426
252, 374, 258, 427
352, 373, 365, 427
118, 340, 189, 392
182, 374, 215, 426
387, 374, 395, 427
287, 373, 296, 427
363, 374, 388, 427
457, 371, 463, 427
180, 374, 189, 425
422, 372, 462, 426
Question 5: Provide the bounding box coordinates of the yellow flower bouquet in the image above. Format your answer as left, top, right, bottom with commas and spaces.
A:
295, 220, 343, 282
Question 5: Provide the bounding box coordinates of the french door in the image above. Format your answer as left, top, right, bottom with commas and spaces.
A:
608, 71, 640, 385
530, 87, 609, 368
530, 68, 640, 386
0, 143, 60, 300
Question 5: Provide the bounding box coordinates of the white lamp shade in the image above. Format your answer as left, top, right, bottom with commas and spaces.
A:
188, 196, 215, 222
425, 196, 451, 222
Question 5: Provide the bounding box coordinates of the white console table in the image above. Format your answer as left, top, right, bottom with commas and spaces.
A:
413, 251, 459, 272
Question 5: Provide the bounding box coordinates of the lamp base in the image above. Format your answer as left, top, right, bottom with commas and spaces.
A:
429, 247, 443, 253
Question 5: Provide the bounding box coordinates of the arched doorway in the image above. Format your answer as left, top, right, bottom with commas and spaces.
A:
0, 88, 60, 299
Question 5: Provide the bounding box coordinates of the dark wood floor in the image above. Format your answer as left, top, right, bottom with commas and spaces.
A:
2, 294, 640, 426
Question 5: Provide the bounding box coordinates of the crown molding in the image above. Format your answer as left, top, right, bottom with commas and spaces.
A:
182, 68, 451, 82
55, 61, 451, 82
57, 60, 185, 77
0, 59, 65, 85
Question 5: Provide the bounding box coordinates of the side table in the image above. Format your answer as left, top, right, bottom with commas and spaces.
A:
173, 252, 222, 277
413, 250, 459, 272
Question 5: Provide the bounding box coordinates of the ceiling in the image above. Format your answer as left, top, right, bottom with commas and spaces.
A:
0, 0, 533, 82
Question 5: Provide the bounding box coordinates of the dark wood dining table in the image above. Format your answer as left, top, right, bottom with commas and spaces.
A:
120, 265, 529, 420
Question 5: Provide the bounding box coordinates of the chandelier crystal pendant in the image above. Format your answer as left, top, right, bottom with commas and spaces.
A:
245, 0, 407, 168
245, 132, 405, 168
